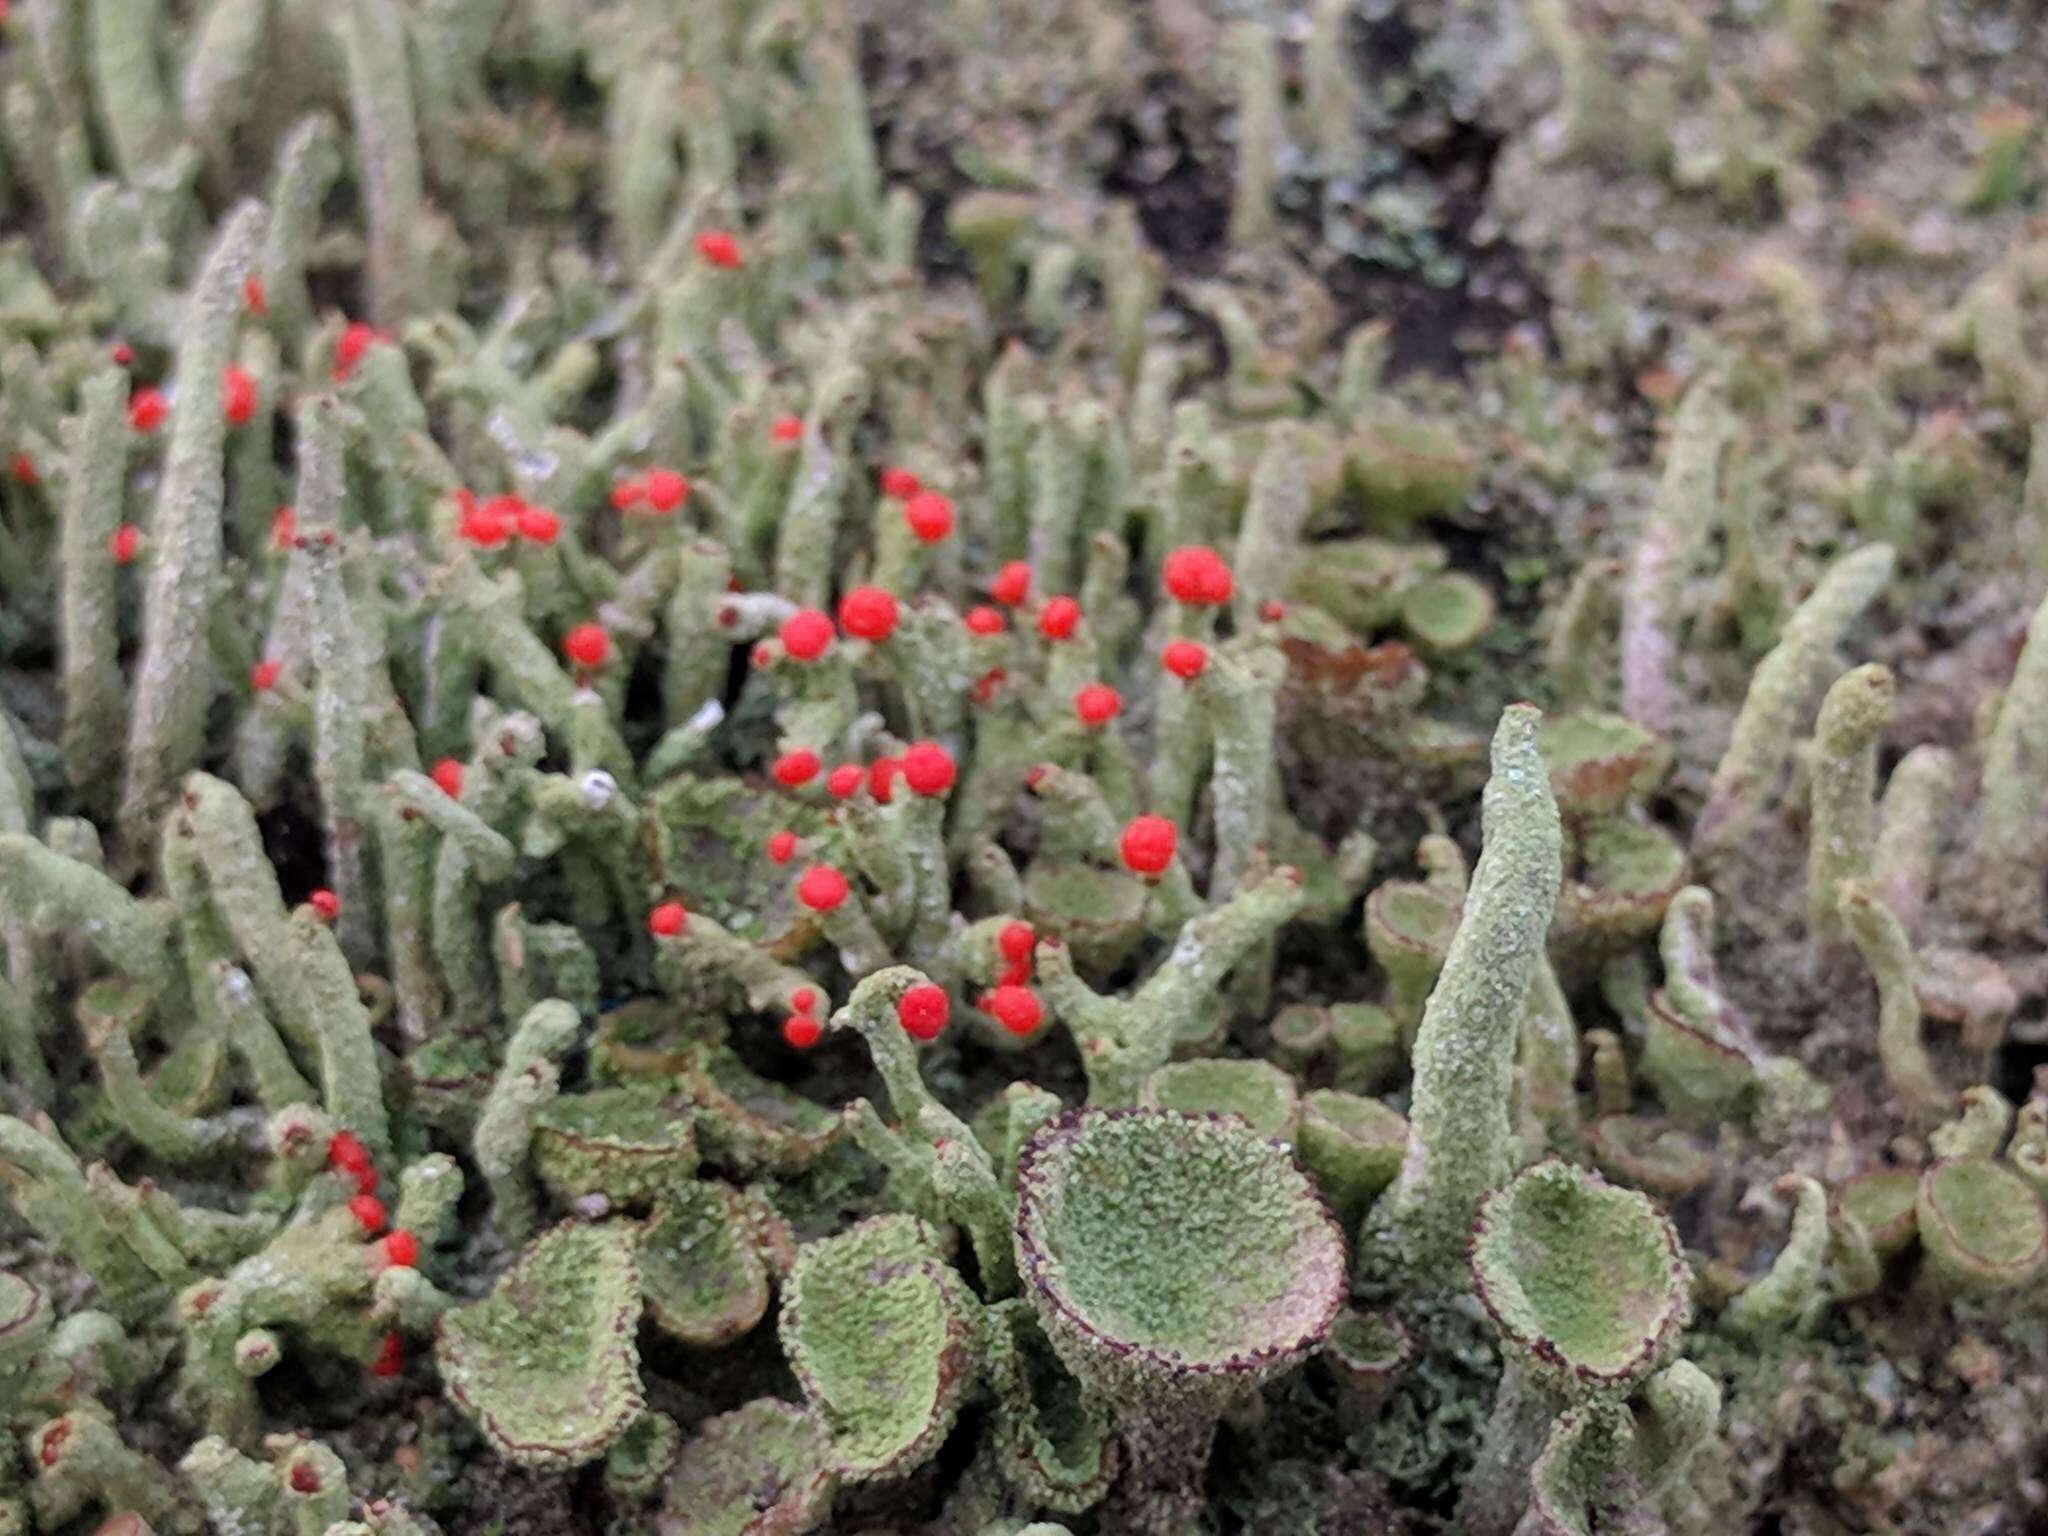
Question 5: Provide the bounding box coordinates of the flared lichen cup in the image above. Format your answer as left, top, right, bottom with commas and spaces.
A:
1014, 1109, 1345, 1534
656, 1397, 836, 1536
1459, 1160, 1691, 1536
1137, 1058, 1300, 1138
1536, 711, 1672, 819
1916, 1158, 2048, 1295
1470, 1158, 1691, 1399
1363, 879, 1461, 1031
435, 1220, 646, 1470
531, 1084, 698, 1207
779, 1215, 979, 1485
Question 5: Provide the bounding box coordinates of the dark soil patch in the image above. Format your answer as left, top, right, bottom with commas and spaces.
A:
258, 798, 329, 906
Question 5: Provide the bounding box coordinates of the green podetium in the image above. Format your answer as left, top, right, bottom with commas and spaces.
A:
119, 204, 268, 861
827, 967, 1014, 1293
1459, 1159, 1694, 1536
1364, 704, 1564, 1290
656, 1397, 836, 1535
1965, 585, 2048, 932
1806, 664, 1895, 951
1915, 1158, 2048, 1297
436, 1220, 646, 1469
1695, 543, 1895, 854
1621, 371, 1732, 733
778, 1214, 979, 1487
1035, 866, 1306, 1106
1013, 1110, 1345, 1536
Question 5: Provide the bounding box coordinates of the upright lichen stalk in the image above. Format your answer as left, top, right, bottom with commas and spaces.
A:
1365, 703, 1564, 1290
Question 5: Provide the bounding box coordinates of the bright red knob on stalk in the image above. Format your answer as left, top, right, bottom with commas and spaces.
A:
838, 585, 898, 642
610, 478, 647, 510
1162, 546, 1234, 606
517, 505, 561, 543
327, 1131, 371, 1176
772, 749, 821, 787
458, 497, 516, 548
767, 830, 799, 864
1074, 683, 1122, 725
1037, 596, 1080, 641
370, 1332, 404, 1378
108, 524, 141, 564
128, 387, 166, 433
308, 889, 340, 923
869, 758, 901, 803
897, 983, 950, 1041
798, 865, 849, 912
1120, 815, 1178, 877
562, 622, 610, 668
771, 415, 803, 443
903, 491, 954, 543
430, 758, 464, 798
243, 276, 268, 315
964, 605, 1004, 636
648, 902, 688, 938
222, 366, 258, 426
789, 986, 818, 1016
334, 321, 377, 381
644, 468, 688, 513
250, 659, 282, 691
982, 984, 1043, 1037
9, 453, 36, 486
998, 921, 1036, 967
349, 1194, 388, 1234
271, 505, 297, 550
1162, 640, 1208, 679
780, 609, 835, 661
382, 1230, 419, 1268
901, 742, 956, 797
695, 230, 743, 268
826, 763, 864, 799
990, 561, 1031, 606
880, 466, 921, 498
783, 1013, 822, 1049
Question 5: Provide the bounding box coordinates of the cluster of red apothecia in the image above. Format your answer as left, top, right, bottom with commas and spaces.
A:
572, 532, 1218, 1056
324, 1131, 419, 1380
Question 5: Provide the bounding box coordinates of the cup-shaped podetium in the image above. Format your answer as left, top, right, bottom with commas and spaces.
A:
1470, 1158, 1691, 1398
1916, 1158, 2048, 1294
531, 1085, 698, 1207
1458, 1160, 1690, 1536
1398, 572, 1496, 654
435, 1220, 646, 1470
1321, 1306, 1414, 1422
1295, 1090, 1407, 1221
1014, 1110, 1345, 1535
1639, 989, 1758, 1131
1582, 1114, 1713, 1202
1833, 1165, 1919, 1260
655, 1397, 836, 1536
779, 1215, 980, 1484
1137, 1059, 1300, 1138
639, 1182, 774, 1347
1551, 819, 1688, 972
1536, 711, 1672, 819
1362, 879, 1461, 1032
1021, 862, 1148, 976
